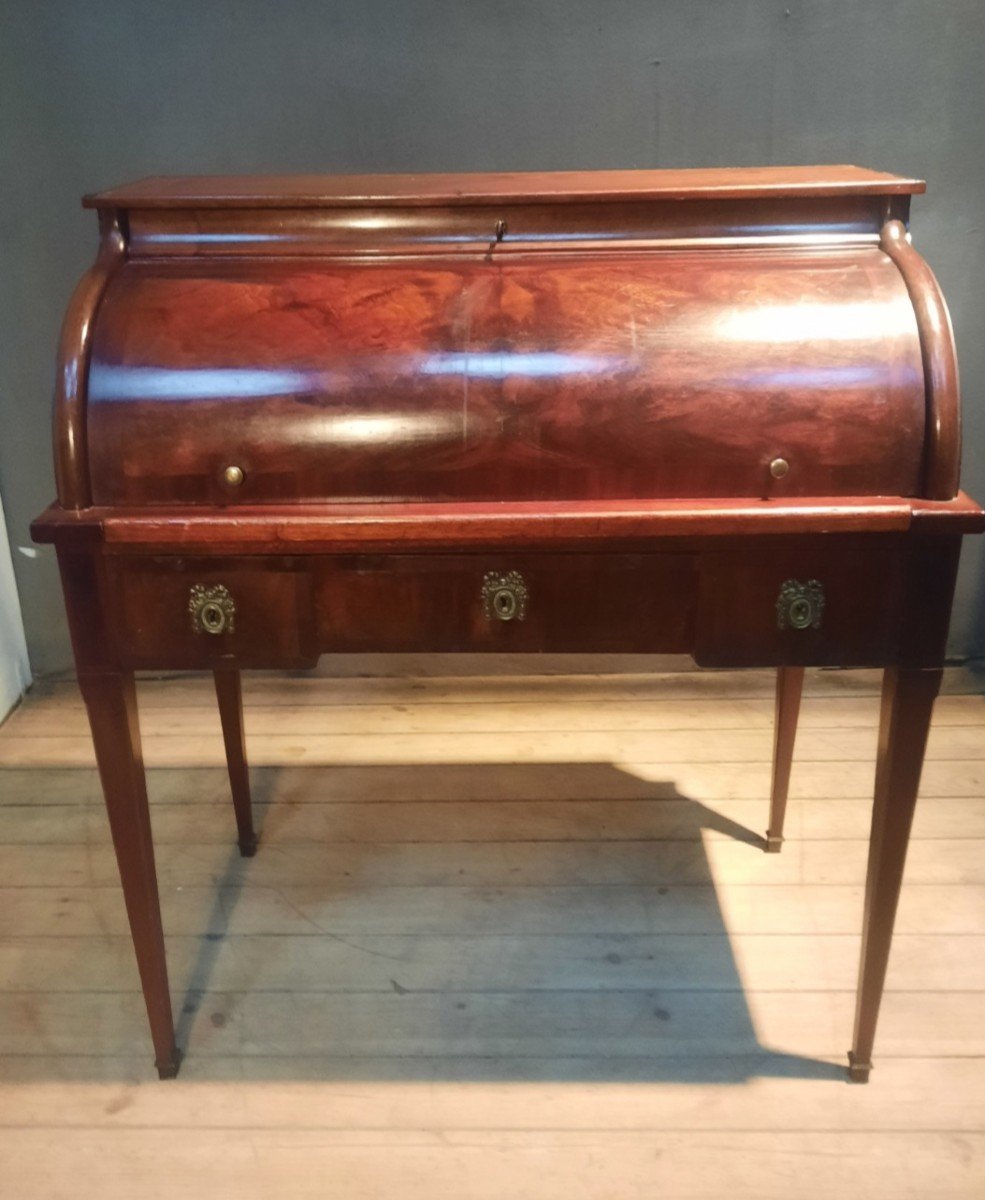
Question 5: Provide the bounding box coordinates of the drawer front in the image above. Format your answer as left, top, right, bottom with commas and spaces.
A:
693, 543, 904, 667
106, 545, 906, 667
110, 557, 316, 668
314, 553, 696, 654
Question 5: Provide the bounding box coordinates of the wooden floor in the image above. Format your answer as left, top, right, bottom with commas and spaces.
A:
0, 657, 984, 1198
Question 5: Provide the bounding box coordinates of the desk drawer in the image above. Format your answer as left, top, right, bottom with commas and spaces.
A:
315, 553, 695, 653
111, 557, 316, 668
694, 542, 904, 667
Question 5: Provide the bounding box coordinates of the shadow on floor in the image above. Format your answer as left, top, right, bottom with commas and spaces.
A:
162, 761, 844, 1084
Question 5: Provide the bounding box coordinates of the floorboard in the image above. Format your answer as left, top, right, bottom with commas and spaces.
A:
0, 662, 983, 1197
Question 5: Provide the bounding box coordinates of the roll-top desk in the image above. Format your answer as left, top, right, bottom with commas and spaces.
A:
32, 166, 984, 1081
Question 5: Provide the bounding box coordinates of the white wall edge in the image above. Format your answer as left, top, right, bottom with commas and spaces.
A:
0, 490, 32, 721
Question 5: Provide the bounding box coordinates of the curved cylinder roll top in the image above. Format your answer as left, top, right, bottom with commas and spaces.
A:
55, 169, 961, 508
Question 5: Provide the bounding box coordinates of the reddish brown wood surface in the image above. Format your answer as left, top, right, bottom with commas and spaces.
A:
34, 167, 984, 1082
849, 665, 944, 1082
124, 195, 900, 259
110, 556, 316, 669
213, 665, 258, 856
30, 493, 985, 554
84, 247, 926, 506
312, 552, 695, 655
693, 540, 905, 668
58, 551, 180, 1078
51, 535, 950, 672
107, 550, 693, 665
881, 220, 961, 500
84, 165, 925, 209
52, 211, 125, 509
766, 666, 805, 852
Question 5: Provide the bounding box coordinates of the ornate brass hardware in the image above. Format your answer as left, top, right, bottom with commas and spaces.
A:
189, 583, 235, 635
482, 570, 528, 622
776, 579, 824, 631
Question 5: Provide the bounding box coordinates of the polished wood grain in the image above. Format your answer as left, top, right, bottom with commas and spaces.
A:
30, 493, 985, 554
110, 556, 317, 670
694, 539, 904, 668
84, 247, 925, 506
34, 167, 985, 1083
311, 553, 694, 656
53, 210, 125, 510
124, 195, 900, 258
880, 220, 961, 500
83, 165, 926, 209
30, 537, 963, 674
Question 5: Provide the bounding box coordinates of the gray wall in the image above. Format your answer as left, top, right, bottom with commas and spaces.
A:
2, 0, 984, 676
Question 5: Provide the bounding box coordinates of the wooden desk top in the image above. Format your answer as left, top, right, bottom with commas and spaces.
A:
84, 165, 926, 209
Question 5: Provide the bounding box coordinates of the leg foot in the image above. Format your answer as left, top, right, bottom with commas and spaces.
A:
156, 1047, 183, 1080
847, 1052, 871, 1083
238, 833, 259, 858
766, 666, 804, 854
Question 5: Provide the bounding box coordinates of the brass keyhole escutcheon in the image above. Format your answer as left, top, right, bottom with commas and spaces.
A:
493, 588, 518, 621
200, 600, 227, 634
482, 570, 528, 622
189, 584, 236, 636
776, 579, 824, 631
788, 597, 812, 629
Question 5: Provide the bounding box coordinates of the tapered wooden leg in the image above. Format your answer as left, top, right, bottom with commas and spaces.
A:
848, 666, 942, 1083
213, 664, 257, 856
766, 666, 804, 852
78, 669, 181, 1079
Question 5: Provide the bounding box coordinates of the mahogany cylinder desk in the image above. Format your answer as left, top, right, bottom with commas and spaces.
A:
32, 166, 984, 1081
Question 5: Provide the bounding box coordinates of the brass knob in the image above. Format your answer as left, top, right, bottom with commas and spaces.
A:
776, 579, 824, 631
769, 457, 789, 479
189, 584, 235, 635
222, 465, 245, 487
481, 570, 528, 622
